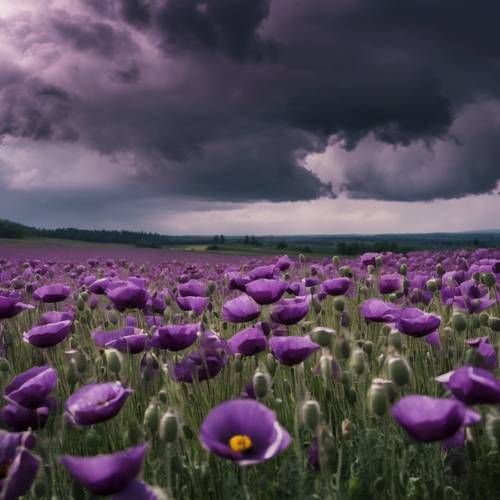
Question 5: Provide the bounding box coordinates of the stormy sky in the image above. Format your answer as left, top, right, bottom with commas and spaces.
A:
1, 0, 499, 234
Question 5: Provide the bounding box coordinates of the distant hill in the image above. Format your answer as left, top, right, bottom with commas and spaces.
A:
1, 218, 500, 255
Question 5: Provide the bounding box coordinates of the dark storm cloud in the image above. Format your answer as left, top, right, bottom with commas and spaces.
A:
1, 0, 500, 206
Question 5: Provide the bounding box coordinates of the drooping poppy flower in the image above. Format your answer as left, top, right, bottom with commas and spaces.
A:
222, 295, 261, 323
65, 382, 132, 426
321, 278, 351, 297
270, 296, 309, 325
0, 295, 34, 320
0, 402, 50, 431
269, 335, 320, 366
151, 323, 199, 351
378, 274, 403, 295
466, 336, 497, 370
360, 299, 400, 323
395, 308, 441, 338
440, 366, 500, 405
32, 284, 71, 303
4, 366, 57, 408
23, 320, 72, 348
106, 284, 149, 311
60, 444, 147, 497
245, 279, 288, 305
391, 395, 480, 442
93, 327, 150, 354
199, 399, 291, 465
228, 325, 267, 356
0, 430, 39, 500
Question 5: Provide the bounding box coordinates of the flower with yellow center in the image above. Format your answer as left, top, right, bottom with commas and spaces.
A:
229, 434, 252, 453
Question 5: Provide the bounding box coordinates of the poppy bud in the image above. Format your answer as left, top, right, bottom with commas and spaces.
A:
340, 311, 351, 327
74, 349, 87, 373
144, 403, 160, 434
472, 272, 481, 283
301, 400, 321, 431
375, 256, 383, 268
107, 309, 120, 325
362, 340, 374, 356
482, 272, 496, 288
340, 266, 353, 278
426, 279, 439, 293
388, 357, 411, 386
0, 357, 10, 372
160, 410, 179, 443
479, 312, 489, 327
332, 255, 340, 267
105, 348, 122, 374
367, 265, 375, 274
312, 297, 322, 314
333, 297, 344, 312
233, 354, 244, 373
76, 295, 86, 311
488, 317, 500, 332
337, 335, 351, 359
368, 380, 389, 417
377, 353, 386, 369
388, 331, 402, 352
399, 264, 407, 276
436, 263, 445, 276
253, 371, 271, 399
319, 354, 333, 380
311, 327, 335, 347
452, 313, 467, 332
65, 359, 79, 387
350, 349, 366, 375
265, 353, 277, 377
207, 281, 216, 295
158, 389, 168, 405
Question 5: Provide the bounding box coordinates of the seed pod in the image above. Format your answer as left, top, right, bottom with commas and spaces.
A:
452, 313, 467, 332
265, 353, 277, 377
233, 354, 244, 373
340, 311, 351, 327
144, 403, 160, 434
105, 349, 122, 374
158, 389, 168, 405
399, 264, 407, 276
159, 410, 179, 443
332, 255, 340, 267
311, 327, 335, 347
65, 359, 79, 387
301, 400, 321, 431
0, 358, 10, 372
388, 357, 411, 387
470, 315, 481, 330
253, 371, 271, 399
349, 349, 366, 375
479, 312, 489, 327
337, 335, 351, 360
76, 295, 86, 311
482, 272, 496, 288
340, 266, 353, 278
341, 370, 353, 389
388, 331, 402, 352
368, 380, 389, 417
426, 279, 438, 293
362, 340, 374, 356
488, 316, 500, 332
319, 354, 333, 380
333, 297, 344, 312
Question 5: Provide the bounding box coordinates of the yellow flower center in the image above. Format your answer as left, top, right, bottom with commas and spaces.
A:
229, 434, 253, 453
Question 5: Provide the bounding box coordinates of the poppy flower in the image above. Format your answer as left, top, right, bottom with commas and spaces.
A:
222, 295, 261, 323
151, 323, 199, 351
395, 308, 441, 338
106, 284, 149, 311
321, 278, 351, 296
245, 279, 287, 305
466, 337, 497, 370
60, 444, 146, 496
4, 366, 57, 408
228, 325, 267, 356
378, 274, 403, 295
37, 311, 74, 325
0, 296, 33, 320
200, 399, 291, 465
248, 265, 276, 281
23, 320, 72, 348
360, 299, 400, 323
0, 402, 50, 431
93, 327, 150, 354
176, 296, 209, 316
391, 395, 480, 442
32, 284, 71, 303
441, 366, 500, 405
269, 335, 320, 366
270, 296, 309, 325
276, 255, 293, 271
171, 350, 226, 383
178, 280, 207, 297
65, 382, 132, 426
226, 272, 251, 292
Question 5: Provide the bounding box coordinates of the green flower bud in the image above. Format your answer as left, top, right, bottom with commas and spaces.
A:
253, 371, 271, 399
362, 340, 374, 356
436, 263, 445, 277
388, 331, 402, 352
65, 359, 79, 387
337, 335, 351, 360
341, 370, 353, 389
472, 272, 481, 283
319, 354, 333, 381
105, 349, 122, 374
0, 358, 10, 372
233, 354, 244, 373
388, 357, 411, 387
144, 403, 160, 434
332, 255, 340, 267
86, 427, 100, 450
479, 312, 490, 327
340, 266, 353, 278
159, 410, 179, 443
349, 349, 366, 375
482, 272, 496, 288
399, 263, 407, 276
310, 326, 335, 347
488, 317, 500, 332
333, 297, 344, 312
76, 295, 86, 311
301, 400, 321, 431
158, 389, 168, 405
368, 380, 389, 417
452, 313, 467, 332
426, 279, 439, 293
470, 314, 481, 330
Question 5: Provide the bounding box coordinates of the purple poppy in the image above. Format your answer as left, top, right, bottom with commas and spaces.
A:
4, 366, 57, 408
0, 402, 50, 431
38, 311, 74, 325
276, 255, 293, 271
453, 296, 495, 314
303, 277, 321, 288
395, 308, 441, 338
61, 444, 146, 497
228, 325, 267, 356
171, 350, 225, 383
106, 284, 149, 311
360, 299, 400, 323
178, 280, 207, 297
444, 366, 500, 405
321, 278, 351, 296
248, 265, 276, 281
23, 320, 72, 348
466, 337, 497, 370
200, 399, 291, 465
0, 430, 39, 500
226, 272, 251, 292
93, 327, 150, 354
222, 295, 261, 323
176, 295, 209, 315
0, 296, 34, 320
88, 277, 115, 294
360, 252, 378, 267
151, 323, 199, 351
307, 438, 320, 470
270, 297, 309, 325
65, 382, 132, 426
245, 279, 288, 305
378, 274, 403, 295
112, 480, 159, 500
269, 335, 320, 366
32, 284, 71, 303
391, 395, 480, 442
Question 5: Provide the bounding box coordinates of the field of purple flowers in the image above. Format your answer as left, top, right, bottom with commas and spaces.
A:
0, 246, 499, 499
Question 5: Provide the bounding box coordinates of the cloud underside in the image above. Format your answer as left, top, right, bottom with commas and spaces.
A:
1, 0, 500, 209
